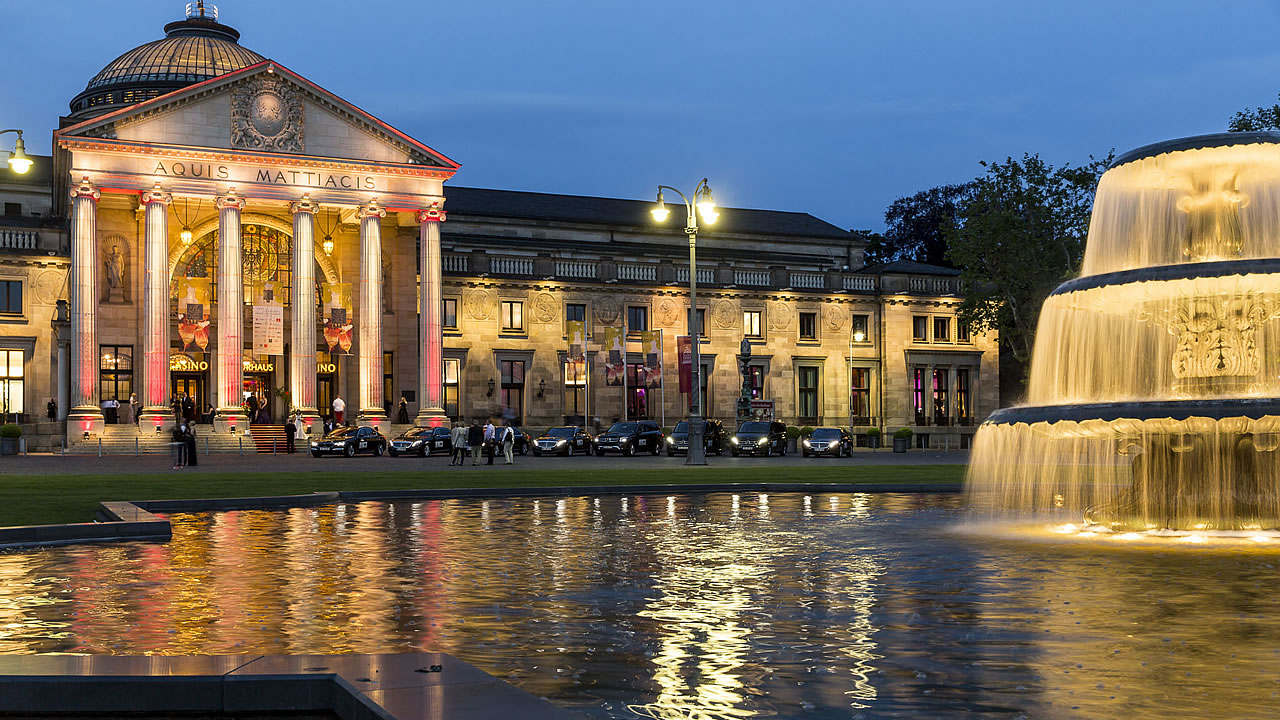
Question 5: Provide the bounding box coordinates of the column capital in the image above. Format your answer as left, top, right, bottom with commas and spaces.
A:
140, 183, 172, 206
357, 200, 386, 220
216, 190, 246, 211
69, 177, 100, 202
290, 195, 318, 215
416, 202, 447, 224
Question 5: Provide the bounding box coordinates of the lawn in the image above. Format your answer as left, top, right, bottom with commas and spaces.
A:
3, 464, 965, 528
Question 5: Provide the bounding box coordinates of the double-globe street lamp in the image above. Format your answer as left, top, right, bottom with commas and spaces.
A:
1, 130, 32, 174
651, 179, 717, 465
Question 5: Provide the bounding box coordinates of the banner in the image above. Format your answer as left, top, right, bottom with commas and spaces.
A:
321, 282, 354, 354
252, 305, 284, 355
567, 320, 585, 363
603, 326, 625, 386
640, 330, 662, 388
677, 335, 692, 394
176, 277, 212, 352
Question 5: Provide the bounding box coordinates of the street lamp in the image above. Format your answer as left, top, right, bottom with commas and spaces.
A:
651, 178, 717, 466
1, 130, 32, 174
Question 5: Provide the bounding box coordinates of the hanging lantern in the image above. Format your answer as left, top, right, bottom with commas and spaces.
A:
322, 236, 334, 255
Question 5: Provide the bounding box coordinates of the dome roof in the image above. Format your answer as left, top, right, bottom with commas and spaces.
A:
68, 6, 264, 121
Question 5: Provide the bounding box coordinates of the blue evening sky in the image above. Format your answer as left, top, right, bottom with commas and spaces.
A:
4, 1, 1280, 231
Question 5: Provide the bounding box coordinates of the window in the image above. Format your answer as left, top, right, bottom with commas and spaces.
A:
566, 302, 587, 329
747, 365, 765, 400
851, 367, 872, 424
934, 317, 951, 343
444, 358, 460, 419
564, 360, 586, 424
912, 316, 928, 342
933, 368, 950, 425
797, 366, 820, 424
743, 310, 762, 338
957, 321, 971, 343
627, 306, 648, 333
383, 352, 394, 415
0, 281, 20, 314
3, 203, 19, 217
912, 367, 927, 425
0, 349, 22, 417
500, 359, 525, 425
851, 314, 870, 344
627, 363, 650, 419
956, 368, 972, 424
686, 308, 706, 338
442, 298, 458, 330
501, 300, 524, 332
99, 345, 133, 404
799, 312, 817, 341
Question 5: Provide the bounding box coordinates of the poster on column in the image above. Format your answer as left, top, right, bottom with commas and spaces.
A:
567, 320, 585, 363
677, 335, 692, 394
252, 282, 284, 356
321, 282, 354, 354
640, 330, 662, 388
176, 277, 212, 352
603, 326, 625, 386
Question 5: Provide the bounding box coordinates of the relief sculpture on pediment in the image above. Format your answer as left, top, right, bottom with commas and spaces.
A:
231, 73, 304, 153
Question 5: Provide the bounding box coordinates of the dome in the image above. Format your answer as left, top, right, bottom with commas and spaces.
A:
68, 4, 265, 121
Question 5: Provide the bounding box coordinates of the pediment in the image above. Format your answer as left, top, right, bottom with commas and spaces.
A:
59, 61, 458, 170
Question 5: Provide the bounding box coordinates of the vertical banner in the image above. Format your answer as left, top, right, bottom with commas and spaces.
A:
641, 330, 662, 388
567, 320, 585, 363
677, 335, 692, 394
252, 281, 285, 356
603, 326, 625, 386
177, 277, 212, 352
321, 282, 354, 354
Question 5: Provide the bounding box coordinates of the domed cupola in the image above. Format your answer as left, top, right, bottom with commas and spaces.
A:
68, 2, 265, 121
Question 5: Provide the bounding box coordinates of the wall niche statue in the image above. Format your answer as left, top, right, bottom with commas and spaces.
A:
100, 236, 131, 304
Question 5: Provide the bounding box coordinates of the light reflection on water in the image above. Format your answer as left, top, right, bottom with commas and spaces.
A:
2, 492, 1280, 718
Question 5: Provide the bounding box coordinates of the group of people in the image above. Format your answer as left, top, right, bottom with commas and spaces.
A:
99, 394, 141, 424
448, 418, 517, 466
170, 419, 199, 469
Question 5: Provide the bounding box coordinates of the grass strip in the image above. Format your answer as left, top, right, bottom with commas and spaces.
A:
2, 464, 964, 527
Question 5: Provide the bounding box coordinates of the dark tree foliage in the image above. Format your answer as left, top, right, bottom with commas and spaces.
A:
851, 229, 890, 265
880, 184, 970, 267
1230, 96, 1280, 131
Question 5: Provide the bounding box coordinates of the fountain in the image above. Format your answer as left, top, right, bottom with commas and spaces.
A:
967, 131, 1280, 532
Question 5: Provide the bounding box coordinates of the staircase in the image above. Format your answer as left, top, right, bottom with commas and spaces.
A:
249, 424, 290, 454
65, 424, 259, 455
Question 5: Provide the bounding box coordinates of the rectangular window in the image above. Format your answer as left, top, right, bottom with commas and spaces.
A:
444, 358, 460, 419
912, 367, 927, 425
956, 368, 971, 424
627, 306, 648, 333
626, 362, 650, 419
0, 281, 21, 314
99, 345, 133, 407
748, 365, 765, 400
563, 360, 586, 424
912, 316, 928, 342
799, 312, 817, 341
500, 359, 525, 424
383, 352, 394, 415
501, 301, 524, 332
743, 310, 762, 338
566, 302, 586, 323
934, 317, 951, 343
933, 368, 950, 425
797, 366, 820, 424
442, 298, 458, 330
686, 308, 706, 338
3, 203, 19, 217
851, 314, 870, 344
851, 367, 871, 424
957, 321, 971, 343
0, 348, 23, 416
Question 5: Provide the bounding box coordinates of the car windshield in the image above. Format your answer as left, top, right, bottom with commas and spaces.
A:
324, 428, 356, 439
673, 421, 689, 432
607, 423, 639, 434
397, 429, 429, 439
738, 422, 770, 433
547, 427, 576, 438
811, 429, 841, 439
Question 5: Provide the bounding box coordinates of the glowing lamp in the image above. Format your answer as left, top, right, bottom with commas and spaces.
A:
7, 133, 31, 174
697, 185, 717, 223
155, 424, 162, 433
322, 236, 334, 255
853, 331, 866, 343
229, 424, 236, 435
651, 190, 669, 223
180, 227, 193, 245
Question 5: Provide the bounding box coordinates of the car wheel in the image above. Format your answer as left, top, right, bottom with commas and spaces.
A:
374, 444, 384, 457
625, 444, 636, 457
311, 451, 322, 458
779, 443, 786, 457
420, 446, 429, 458
343, 444, 355, 458
650, 442, 660, 456
520, 444, 528, 455
566, 445, 574, 457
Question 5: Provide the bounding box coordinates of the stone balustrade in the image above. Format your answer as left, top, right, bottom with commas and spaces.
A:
555, 260, 597, 279
843, 275, 876, 292
490, 257, 535, 275
789, 271, 824, 289
442, 254, 469, 273
0, 229, 39, 250
676, 267, 715, 284
617, 263, 658, 282
734, 269, 771, 286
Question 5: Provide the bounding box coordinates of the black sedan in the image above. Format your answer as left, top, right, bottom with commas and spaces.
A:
802, 427, 853, 457
594, 421, 664, 456
388, 426, 452, 457
730, 421, 788, 457
665, 418, 727, 456
508, 426, 531, 455
310, 426, 388, 457
532, 426, 593, 456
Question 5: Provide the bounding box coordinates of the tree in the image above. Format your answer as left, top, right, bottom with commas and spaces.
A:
851, 229, 890, 266
1229, 95, 1280, 131
879, 184, 970, 267
946, 152, 1112, 392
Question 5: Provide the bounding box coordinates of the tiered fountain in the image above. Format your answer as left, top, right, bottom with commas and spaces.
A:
967, 132, 1280, 532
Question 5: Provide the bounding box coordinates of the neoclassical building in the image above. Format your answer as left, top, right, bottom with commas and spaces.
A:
0, 5, 998, 451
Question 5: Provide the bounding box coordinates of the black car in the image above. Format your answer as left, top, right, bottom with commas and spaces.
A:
730, 420, 788, 457
388, 426, 452, 457
507, 426, 531, 455
803, 427, 853, 457
594, 421, 664, 456
665, 418, 727, 456
532, 426, 593, 456
310, 426, 388, 457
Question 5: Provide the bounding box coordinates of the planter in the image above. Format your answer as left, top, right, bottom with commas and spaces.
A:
892, 437, 909, 453
786, 438, 798, 454
0, 437, 18, 455
867, 436, 881, 449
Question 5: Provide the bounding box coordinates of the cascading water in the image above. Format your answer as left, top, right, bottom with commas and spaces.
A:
966, 132, 1280, 532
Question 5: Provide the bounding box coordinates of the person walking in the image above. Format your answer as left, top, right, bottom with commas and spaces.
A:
467, 420, 483, 465
501, 421, 515, 464
332, 396, 345, 424
449, 422, 466, 465
185, 422, 198, 467
284, 414, 297, 454
483, 418, 496, 465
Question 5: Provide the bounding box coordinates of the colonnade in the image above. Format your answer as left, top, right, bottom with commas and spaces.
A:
64, 177, 448, 437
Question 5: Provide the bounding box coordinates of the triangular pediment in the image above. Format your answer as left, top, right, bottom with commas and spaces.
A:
59, 61, 458, 170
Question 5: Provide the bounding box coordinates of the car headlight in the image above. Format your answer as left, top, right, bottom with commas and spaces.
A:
758, 438, 769, 446
803, 439, 811, 448
310, 442, 319, 447
829, 440, 838, 448
730, 437, 739, 445
666, 436, 674, 444
410, 440, 423, 446
621, 438, 629, 444
556, 439, 567, 446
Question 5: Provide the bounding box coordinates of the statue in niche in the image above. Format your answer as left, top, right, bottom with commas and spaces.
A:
101, 240, 130, 303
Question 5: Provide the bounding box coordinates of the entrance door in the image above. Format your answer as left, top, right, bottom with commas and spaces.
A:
172, 374, 206, 416
317, 375, 335, 419
243, 373, 273, 422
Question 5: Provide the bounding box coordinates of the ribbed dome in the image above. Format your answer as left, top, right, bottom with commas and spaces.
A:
68, 7, 264, 121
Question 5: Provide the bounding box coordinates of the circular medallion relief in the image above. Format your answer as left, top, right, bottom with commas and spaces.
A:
533, 293, 558, 323
770, 301, 793, 330
251, 91, 287, 137
597, 297, 620, 325
713, 299, 736, 329
467, 289, 494, 320
34, 269, 63, 306
825, 304, 845, 332
657, 298, 678, 327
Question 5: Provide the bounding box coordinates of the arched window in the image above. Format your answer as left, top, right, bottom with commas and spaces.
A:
171, 224, 300, 305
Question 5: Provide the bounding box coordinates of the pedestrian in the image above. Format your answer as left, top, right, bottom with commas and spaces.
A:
285, 414, 296, 454
396, 396, 410, 424
120, 394, 134, 426
332, 395, 345, 424
450, 422, 467, 465
501, 421, 515, 464
484, 418, 496, 465
182, 393, 195, 424
185, 422, 198, 467
171, 423, 187, 469
468, 420, 483, 465
203, 402, 214, 424
130, 393, 141, 425
46, 398, 56, 421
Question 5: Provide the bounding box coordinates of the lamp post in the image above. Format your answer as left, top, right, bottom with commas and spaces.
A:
651, 179, 718, 465
1, 130, 32, 174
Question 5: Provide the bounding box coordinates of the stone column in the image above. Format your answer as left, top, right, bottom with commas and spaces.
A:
290, 196, 321, 435
56, 341, 69, 421
414, 201, 448, 427
67, 178, 104, 437
213, 191, 248, 433
138, 184, 173, 430
356, 200, 388, 435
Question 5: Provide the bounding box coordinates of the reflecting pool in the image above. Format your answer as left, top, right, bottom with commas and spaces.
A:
2, 492, 1279, 719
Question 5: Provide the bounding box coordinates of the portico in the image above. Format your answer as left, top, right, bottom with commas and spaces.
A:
54, 61, 458, 440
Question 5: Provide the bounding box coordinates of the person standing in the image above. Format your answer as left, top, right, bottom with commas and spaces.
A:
332, 395, 345, 424
501, 421, 515, 465
185, 422, 198, 467
449, 422, 465, 465
171, 423, 187, 469
483, 418, 496, 465
396, 396, 410, 424
467, 420, 483, 465
46, 398, 56, 421
284, 414, 296, 454
130, 393, 141, 426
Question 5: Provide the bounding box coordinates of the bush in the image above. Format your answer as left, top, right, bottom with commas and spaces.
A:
799, 426, 814, 437
786, 425, 801, 440
865, 427, 882, 437
893, 427, 913, 439
0, 424, 21, 439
